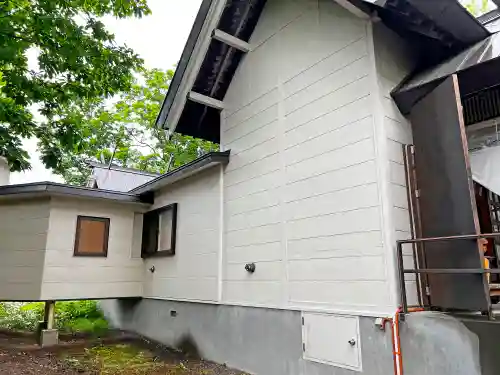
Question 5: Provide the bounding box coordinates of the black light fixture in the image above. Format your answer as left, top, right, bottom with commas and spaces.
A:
245, 263, 256, 273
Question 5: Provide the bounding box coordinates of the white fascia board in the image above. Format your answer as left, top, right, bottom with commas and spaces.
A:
188, 91, 224, 110
212, 29, 251, 52
164, 0, 228, 134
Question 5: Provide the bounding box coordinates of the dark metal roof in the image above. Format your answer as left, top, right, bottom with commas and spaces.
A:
368, 0, 489, 67
130, 151, 230, 195
156, 0, 214, 128
157, 0, 490, 142
155, 0, 267, 143
87, 161, 161, 177
478, 8, 500, 25
0, 153, 230, 206
393, 32, 500, 114
0, 182, 152, 204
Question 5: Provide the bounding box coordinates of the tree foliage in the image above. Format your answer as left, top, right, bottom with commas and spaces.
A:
0, 0, 150, 171
55, 68, 217, 186
463, 0, 491, 15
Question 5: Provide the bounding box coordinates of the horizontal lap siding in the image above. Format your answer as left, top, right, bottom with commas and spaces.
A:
41, 198, 143, 300
0, 199, 49, 300
373, 23, 418, 305
221, 0, 391, 313
143, 168, 221, 303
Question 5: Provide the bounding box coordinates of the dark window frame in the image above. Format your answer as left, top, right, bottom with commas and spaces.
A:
141, 203, 178, 258
73, 215, 110, 257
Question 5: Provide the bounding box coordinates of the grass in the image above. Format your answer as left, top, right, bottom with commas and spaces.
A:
62, 344, 164, 374
61, 343, 218, 375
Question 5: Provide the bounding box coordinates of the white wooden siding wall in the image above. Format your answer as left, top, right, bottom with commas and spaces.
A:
143, 168, 222, 302
40, 197, 143, 300
0, 199, 49, 300
221, 0, 393, 314
372, 23, 418, 305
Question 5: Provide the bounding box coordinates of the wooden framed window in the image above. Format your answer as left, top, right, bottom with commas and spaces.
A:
73, 216, 110, 257
141, 203, 178, 258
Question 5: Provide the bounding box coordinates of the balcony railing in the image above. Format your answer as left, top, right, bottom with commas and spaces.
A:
396, 233, 500, 320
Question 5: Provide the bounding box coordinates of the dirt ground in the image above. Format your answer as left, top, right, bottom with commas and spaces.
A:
0, 332, 246, 375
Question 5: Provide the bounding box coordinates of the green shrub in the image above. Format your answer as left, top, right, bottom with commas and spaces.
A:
0, 301, 109, 333
0, 303, 7, 318
0, 302, 42, 331
64, 317, 109, 334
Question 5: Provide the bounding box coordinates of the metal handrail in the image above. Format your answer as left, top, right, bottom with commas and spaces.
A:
396, 233, 500, 317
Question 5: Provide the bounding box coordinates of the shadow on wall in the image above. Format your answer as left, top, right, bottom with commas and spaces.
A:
99, 299, 141, 328
101, 299, 201, 358
175, 334, 201, 359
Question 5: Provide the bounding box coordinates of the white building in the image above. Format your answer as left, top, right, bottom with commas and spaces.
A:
2, 0, 500, 374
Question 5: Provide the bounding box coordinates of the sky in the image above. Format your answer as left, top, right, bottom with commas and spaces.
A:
10, 0, 203, 184
9, 0, 498, 184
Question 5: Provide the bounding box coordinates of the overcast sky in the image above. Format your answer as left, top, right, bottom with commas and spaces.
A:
10, 0, 497, 184
10, 0, 202, 184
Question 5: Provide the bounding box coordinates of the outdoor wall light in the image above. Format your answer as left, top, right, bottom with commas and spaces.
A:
245, 263, 256, 273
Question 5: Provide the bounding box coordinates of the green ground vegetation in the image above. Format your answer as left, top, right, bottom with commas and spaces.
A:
0, 300, 108, 333
62, 344, 164, 374
61, 343, 219, 375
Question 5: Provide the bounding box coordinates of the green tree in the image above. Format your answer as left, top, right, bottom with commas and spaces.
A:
0, 0, 150, 172
54, 68, 217, 186
463, 0, 491, 15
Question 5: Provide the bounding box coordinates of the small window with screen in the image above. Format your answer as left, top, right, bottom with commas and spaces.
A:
141, 203, 177, 258
73, 216, 110, 257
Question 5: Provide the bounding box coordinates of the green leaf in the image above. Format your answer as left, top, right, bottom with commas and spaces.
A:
51, 68, 217, 185
0, 0, 150, 171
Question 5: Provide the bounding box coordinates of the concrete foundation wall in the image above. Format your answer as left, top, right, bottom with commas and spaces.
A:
101, 300, 500, 375
104, 298, 394, 375
400, 312, 481, 375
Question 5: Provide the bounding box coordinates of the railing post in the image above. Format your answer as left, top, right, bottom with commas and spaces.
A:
396, 241, 408, 318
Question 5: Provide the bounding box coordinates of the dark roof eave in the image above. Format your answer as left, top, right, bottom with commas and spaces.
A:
156, 0, 214, 128
130, 151, 230, 195
0, 182, 152, 204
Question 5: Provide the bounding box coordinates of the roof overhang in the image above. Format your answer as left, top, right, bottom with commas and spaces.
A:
0, 182, 153, 205
368, 0, 489, 67
158, 0, 489, 143
155, 0, 373, 143
393, 32, 500, 116
130, 151, 230, 195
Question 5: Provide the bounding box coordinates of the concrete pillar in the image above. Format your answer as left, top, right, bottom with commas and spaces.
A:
40, 301, 58, 347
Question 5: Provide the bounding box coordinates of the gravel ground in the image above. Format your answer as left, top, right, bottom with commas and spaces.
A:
0, 338, 246, 375
0, 350, 79, 375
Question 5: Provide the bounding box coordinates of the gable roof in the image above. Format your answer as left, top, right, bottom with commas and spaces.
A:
0, 152, 231, 206
88, 161, 160, 192
156, 0, 268, 143
156, 0, 489, 143
130, 150, 230, 195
